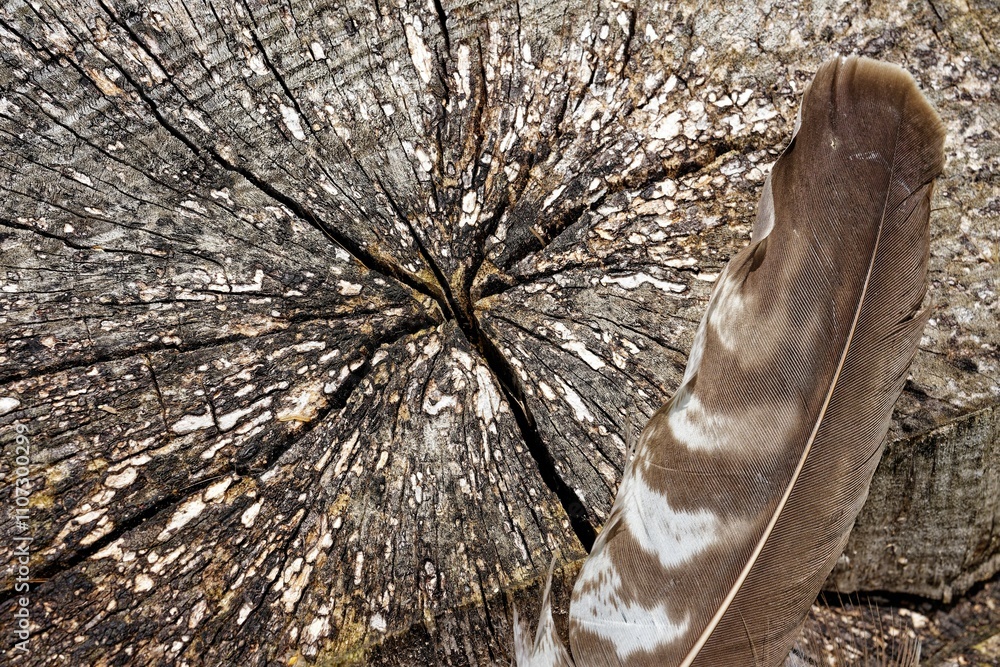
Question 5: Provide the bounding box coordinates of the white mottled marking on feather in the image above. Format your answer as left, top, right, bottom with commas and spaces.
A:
706, 268, 746, 350
682, 326, 706, 385
622, 468, 721, 568
571, 468, 721, 658
667, 391, 730, 451
668, 387, 800, 453
573, 549, 691, 660
753, 176, 776, 242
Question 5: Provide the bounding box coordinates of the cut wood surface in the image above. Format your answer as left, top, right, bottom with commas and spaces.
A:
0, 0, 996, 664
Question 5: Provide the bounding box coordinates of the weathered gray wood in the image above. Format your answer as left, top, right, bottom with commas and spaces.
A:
832, 405, 1000, 604
0, 0, 996, 664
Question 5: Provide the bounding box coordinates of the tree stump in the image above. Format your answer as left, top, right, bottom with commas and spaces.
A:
0, 0, 996, 665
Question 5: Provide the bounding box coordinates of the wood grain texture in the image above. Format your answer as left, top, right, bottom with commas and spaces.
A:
0, 0, 996, 664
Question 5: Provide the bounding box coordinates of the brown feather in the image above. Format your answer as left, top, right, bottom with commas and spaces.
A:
681, 56, 944, 665
516, 55, 944, 667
